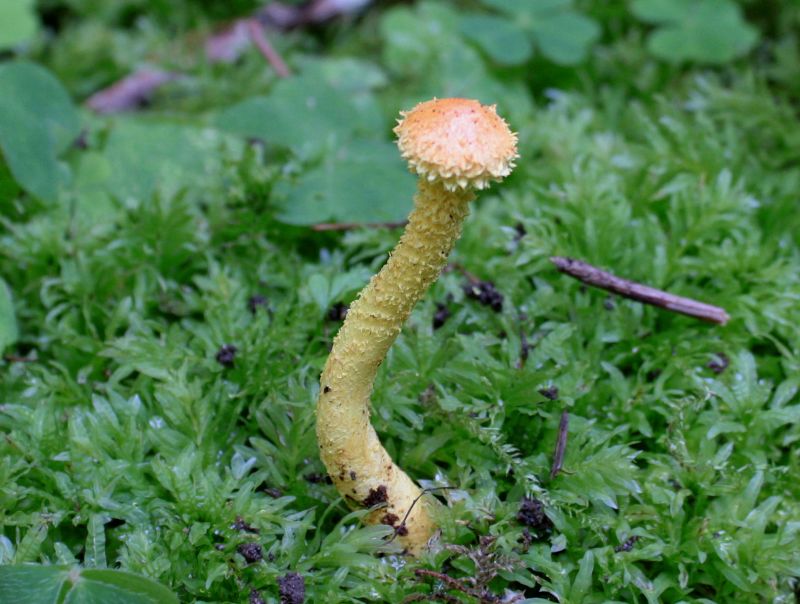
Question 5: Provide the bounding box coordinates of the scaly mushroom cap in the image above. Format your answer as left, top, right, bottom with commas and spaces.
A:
394, 98, 518, 191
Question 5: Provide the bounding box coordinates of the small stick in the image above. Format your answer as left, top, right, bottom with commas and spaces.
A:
550, 256, 730, 325
311, 220, 407, 232
3, 354, 36, 363
246, 19, 291, 78
384, 486, 457, 546
550, 410, 569, 480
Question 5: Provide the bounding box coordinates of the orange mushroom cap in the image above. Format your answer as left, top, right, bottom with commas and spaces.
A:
394, 98, 518, 191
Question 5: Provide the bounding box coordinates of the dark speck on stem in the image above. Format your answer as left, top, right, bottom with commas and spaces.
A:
363, 485, 388, 507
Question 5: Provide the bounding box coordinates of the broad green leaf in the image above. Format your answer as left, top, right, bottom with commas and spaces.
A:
0, 565, 72, 604
0, 277, 17, 353
273, 139, 414, 225
631, 0, 758, 63
0, 62, 79, 201
217, 73, 380, 157
379, 3, 534, 123
0, 0, 39, 49
0, 62, 80, 154
476, 0, 599, 65
531, 10, 601, 65
94, 121, 230, 202
459, 14, 533, 65
0, 103, 58, 201
72, 569, 179, 604
0, 566, 177, 604
479, 0, 572, 20
296, 58, 387, 126
631, 0, 687, 22
296, 57, 387, 93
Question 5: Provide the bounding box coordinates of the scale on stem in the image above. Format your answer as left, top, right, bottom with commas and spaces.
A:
316, 98, 517, 553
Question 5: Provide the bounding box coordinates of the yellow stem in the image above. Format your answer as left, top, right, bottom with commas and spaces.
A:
316, 179, 473, 553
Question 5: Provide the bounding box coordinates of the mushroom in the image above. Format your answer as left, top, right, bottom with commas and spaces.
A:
316, 98, 518, 553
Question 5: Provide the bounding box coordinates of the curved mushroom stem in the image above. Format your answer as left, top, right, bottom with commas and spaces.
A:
317, 179, 473, 554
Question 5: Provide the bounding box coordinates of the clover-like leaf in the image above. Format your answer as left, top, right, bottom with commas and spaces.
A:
0, 62, 80, 201
631, 0, 758, 63
0, 0, 39, 49
93, 121, 229, 203
459, 14, 533, 66
272, 139, 414, 225
217, 71, 382, 158
476, 0, 600, 65
532, 9, 601, 65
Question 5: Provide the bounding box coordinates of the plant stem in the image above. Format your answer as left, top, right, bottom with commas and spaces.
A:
246, 19, 291, 78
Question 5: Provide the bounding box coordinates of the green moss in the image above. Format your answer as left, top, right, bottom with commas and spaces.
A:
1, 1, 799, 601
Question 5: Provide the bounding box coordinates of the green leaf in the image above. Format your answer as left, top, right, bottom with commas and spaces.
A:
84, 516, 107, 568
630, 0, 685, 22
531, 10, 601, 65
0, 277, 17, 353
459, 14, 533, 65
0, 566, 178, 604
631, 0, 758, 63
217, 73, 380, 157
273, 139, 414, 225
479, 0, 572, 20
0, 0, 39, 49
89, 121, 230, 203
0, 565, 71, 604
0, 63, 79, 156
0, 62, 80, 201
72, 569, 179, 604
569, 550, 595, 602
478, 0, 599, 65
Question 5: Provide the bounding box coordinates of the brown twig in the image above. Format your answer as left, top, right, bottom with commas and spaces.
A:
550, 256, 730, 325
206, 19, 252, 63
3, 354, 36, 363
259, 0, 376, 29
550, 410, 569, 480
246, 19, 291, 78
311, 221, 407, 232
86, 68, 180, 114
